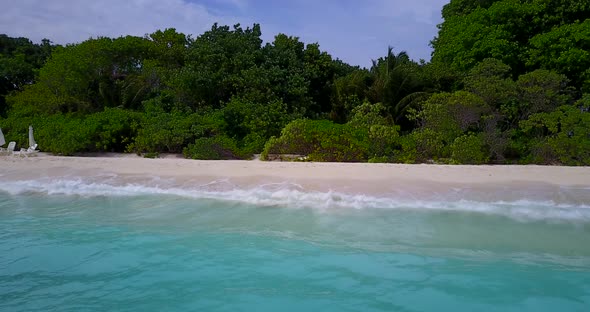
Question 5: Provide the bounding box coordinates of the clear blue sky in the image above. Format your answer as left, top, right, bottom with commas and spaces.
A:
1, 0, 449, 67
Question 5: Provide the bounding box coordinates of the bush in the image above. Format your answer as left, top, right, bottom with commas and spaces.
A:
523, 139, 559, 165
416, 91, 490, 144
348, 102, 391, 128
260, 136, 279, 161
347, 102, 400, 159
450, 133, 489, 164
222, 97, 296, 154
4, 107, 92, 153
519, 105, 590, 165
393, 135, 418, 164
84, 108, 141, 152
368, 156, 390, 163
5, 83, 68, 117
0, 116, 34, 150
262, 119, 326, 156
3, 108, 142, 155
309, 126, 369, 162
34, 114, 94, 155
241, 132, 268, 155
143, 152, 160, 159
524, 135, 590, 166
394, 129, 447, 163
129, 111, 203, 154
368, 125, 399, 159
261, 119, 370, 162
183, 136, 248, 160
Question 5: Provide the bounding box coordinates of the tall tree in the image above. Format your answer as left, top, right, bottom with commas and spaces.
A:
176, 23, 263, 110
368, 47, 428, 128
0, 35, 56, 116
261, 34, 311, 115
11, 35, 154, 114
432, 0, 590, 92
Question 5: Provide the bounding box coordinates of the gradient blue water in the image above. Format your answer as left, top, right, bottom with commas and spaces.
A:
1, 192, 589, 311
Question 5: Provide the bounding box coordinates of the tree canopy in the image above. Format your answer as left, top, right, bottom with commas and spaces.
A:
433, 0, 590, 92
1, 2, 589, 165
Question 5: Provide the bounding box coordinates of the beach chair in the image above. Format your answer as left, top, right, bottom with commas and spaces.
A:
15, 143, 39, 158
0, 127, 5, 153
13, 126, 39, 158
3, 141, 16, 156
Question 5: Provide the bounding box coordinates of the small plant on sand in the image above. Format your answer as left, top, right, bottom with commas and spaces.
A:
143, 152, 160, 159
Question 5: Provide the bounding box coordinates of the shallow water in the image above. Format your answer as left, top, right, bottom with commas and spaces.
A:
1, 178, 589, 311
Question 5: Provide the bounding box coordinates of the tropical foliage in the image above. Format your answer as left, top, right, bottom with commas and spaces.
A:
1, 1, 589, 165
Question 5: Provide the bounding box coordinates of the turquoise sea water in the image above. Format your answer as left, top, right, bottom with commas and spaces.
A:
1, 179, 590, 311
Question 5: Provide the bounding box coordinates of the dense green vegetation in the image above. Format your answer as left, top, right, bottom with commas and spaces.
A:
0, 35, 55, 117
1, 1, 589, 165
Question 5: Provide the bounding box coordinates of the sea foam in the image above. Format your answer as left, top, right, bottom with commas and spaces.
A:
0, 175, 589, 222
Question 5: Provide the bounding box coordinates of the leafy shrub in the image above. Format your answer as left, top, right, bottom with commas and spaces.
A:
348, 102, 400, 160
222, 97, 296, 154
368, 125, 399, 159
2, 108, 141, 155
84, 108, 141, 152
260, 136, 276, 160
393, 135, 418, 164
263, 112, 399, 163
183, 136, 248, 160
520, 105, 590, 165
261, 119, 370, 162
523, 139, 559, 165
262, 119, 326, 157
309, 125, 369, 162
143, 152, 160, 159
416, 91, 490, 144
368, 156, 390, 163
34, 114, 93, 155
480, 115, 509, 163
394, 129, 447, 163
5, 83, 68, 117
129, 111, 203, 154
348, 102, 391, 128
240, 132, 268, 155
450, 133, 489, 164
0, 116, 34, 149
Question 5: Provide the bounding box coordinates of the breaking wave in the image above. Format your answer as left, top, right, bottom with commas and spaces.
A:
1, 176, 589, 222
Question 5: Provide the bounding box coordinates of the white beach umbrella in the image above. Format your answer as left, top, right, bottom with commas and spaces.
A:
0, 128, 5, 146
29, 125, 36, 148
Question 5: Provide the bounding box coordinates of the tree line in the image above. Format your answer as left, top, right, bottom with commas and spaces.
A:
1, 0, 589, 165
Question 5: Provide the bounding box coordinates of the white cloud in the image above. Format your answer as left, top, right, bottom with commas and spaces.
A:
365, 0, 448, 25
264, 0, 448, 66
0, 0, 234, 44
0, 0, 448, 66
215, 0, 248, 10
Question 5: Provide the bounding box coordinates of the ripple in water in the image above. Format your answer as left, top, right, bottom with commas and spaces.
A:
0, 180, 589, 311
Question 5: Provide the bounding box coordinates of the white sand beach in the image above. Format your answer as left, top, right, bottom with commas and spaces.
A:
2, 154, 589, 197
1, 153, 589, 223
2, 153, 589, 184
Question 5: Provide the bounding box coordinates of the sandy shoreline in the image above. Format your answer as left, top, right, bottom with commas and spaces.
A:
2, 154, 589, 193
2, 153, 589, 184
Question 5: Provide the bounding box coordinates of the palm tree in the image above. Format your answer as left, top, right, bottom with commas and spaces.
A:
369, 46, 429, 127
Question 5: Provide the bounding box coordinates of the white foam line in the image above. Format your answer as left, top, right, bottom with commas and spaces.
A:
1, 178, 589, 222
